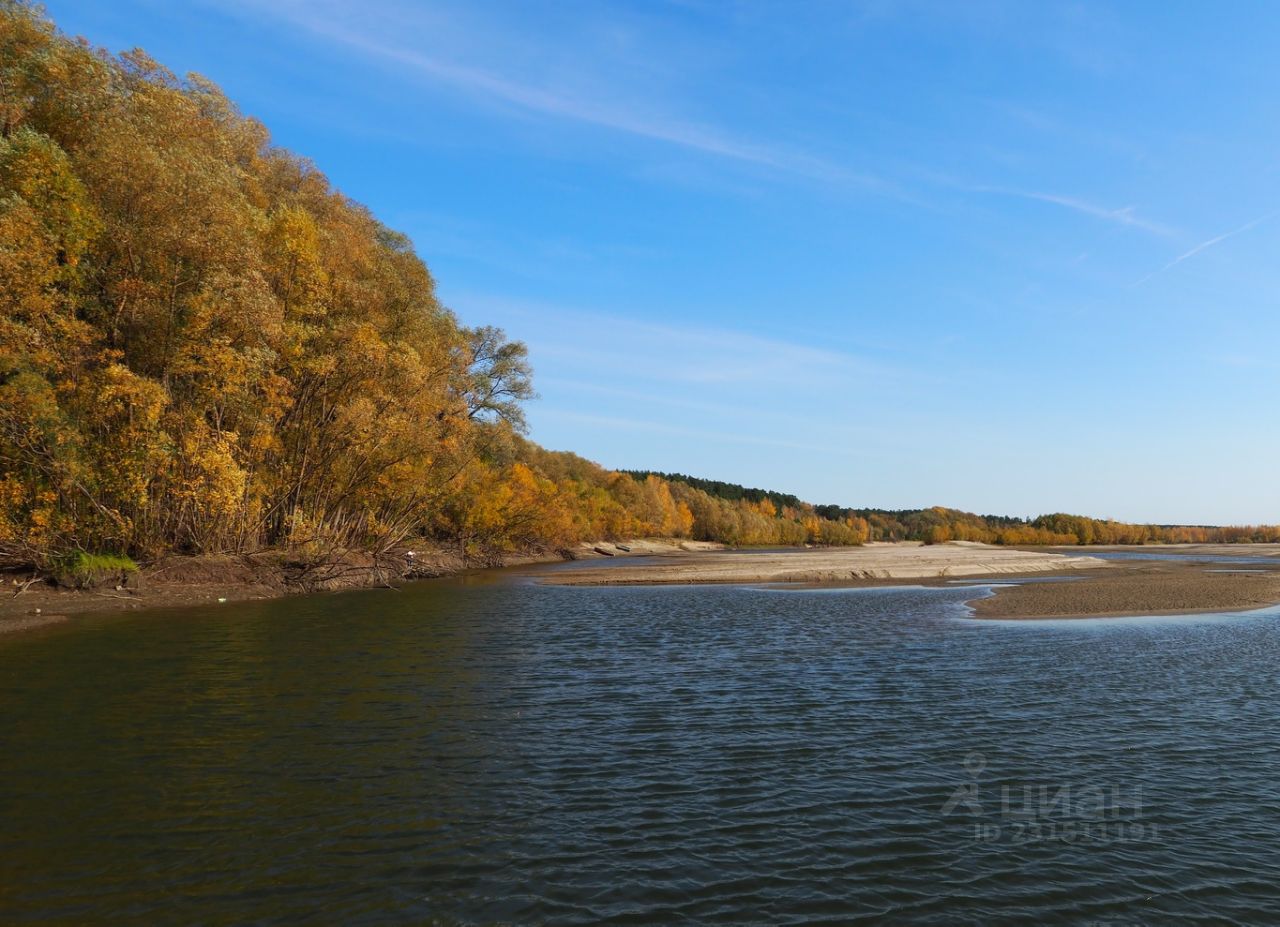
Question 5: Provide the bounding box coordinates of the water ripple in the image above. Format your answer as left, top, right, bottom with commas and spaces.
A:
3, 580, 1280, 923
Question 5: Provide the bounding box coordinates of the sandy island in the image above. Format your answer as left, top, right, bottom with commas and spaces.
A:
544, 542, 1280, 620
972, 549, 1280, 619
543, 541, 1109, 585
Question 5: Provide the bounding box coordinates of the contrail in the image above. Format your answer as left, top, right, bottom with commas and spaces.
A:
1133, 211, 1279, 285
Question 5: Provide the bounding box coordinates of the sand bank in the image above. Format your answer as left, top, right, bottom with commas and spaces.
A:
545, 541, 1280, 619
542, 542, 1107, 586
970, 558, 1280, 619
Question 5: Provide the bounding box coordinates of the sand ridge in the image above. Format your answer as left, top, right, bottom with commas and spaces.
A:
543, 542, 1108, 586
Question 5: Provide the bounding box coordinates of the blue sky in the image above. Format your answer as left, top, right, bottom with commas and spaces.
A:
42, 0, 1280, 523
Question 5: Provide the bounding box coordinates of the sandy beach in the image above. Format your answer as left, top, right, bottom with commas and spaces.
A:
971, 554, 1280, 619
544, 542, 1280, 619
542, 541, 1109, 585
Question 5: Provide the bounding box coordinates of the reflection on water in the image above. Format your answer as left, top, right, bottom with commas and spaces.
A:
3, 574, 1280, 923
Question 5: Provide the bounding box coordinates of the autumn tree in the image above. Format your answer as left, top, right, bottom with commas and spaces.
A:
2, 1, 1268, 573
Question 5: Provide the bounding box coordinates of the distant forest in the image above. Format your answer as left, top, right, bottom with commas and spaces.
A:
628, 472, 1280, 546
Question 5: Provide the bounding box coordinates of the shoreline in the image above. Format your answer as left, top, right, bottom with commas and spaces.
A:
543, 542, 1280, 621
0, 539, 722, 636
539, 542, 1109, 587
967, 599, 1280, 621
965, 558, 1280, 620
7, 541, 1280, 634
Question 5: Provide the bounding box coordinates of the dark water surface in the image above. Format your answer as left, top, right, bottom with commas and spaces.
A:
4, 571, 1280, 925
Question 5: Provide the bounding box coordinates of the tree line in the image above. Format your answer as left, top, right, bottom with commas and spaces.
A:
652, 476, 1280, 547
1, 2, 1274, 575
624, 471, 805, 511
838, 508, 1280, 546
0, 2, 867, 569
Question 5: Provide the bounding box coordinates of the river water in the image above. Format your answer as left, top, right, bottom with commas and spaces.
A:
3, 567, 1280, 924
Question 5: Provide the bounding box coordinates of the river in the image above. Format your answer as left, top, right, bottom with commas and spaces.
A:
3, 566, 1280, 923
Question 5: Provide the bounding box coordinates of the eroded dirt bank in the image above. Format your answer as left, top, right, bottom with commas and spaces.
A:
0, 539, 721, 634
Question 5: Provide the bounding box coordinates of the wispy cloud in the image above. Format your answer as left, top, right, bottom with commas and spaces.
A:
450, 293, 905, 388
208, 0, 890, 194
965, 185, 1176, 236
1133, 211, 1279, 286
1210, 353, 1274, 370
537, 410, 861, 457
537, 375, 901, 438
342, 33, 772, 166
